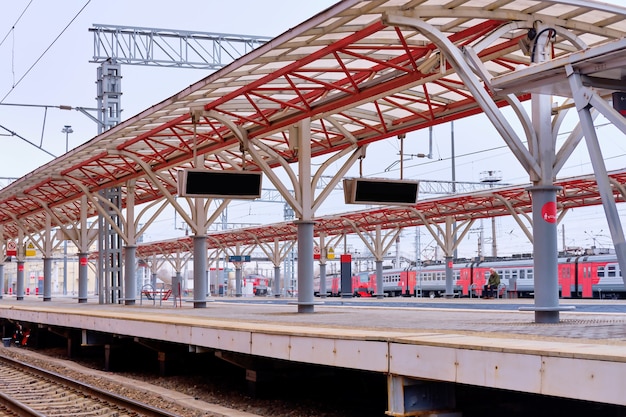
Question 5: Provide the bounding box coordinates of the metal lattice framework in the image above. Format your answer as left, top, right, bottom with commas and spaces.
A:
1, 0, 625, 245
90, 24, 272, 70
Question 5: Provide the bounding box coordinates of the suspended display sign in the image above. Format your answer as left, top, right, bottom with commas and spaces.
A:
228, 255, 251, 262
343, 178, 419, 205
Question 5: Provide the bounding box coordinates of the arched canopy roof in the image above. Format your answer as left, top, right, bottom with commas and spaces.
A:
1, 0, 626, 238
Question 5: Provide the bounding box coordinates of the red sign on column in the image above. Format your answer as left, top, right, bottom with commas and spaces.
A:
541, 201, 557, 223
80, 256, 88, 266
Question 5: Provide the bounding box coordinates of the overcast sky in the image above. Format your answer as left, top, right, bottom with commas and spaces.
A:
1, 0, 625, 261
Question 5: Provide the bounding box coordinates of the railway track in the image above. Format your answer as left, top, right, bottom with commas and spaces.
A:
0, 354, 180, 417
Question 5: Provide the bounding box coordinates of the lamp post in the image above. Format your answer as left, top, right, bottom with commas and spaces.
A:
61, 125, 73, 153
61, 125, 73, 295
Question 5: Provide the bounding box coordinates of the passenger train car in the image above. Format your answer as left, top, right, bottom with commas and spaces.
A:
313, 272, 375, 297
244, 274, 271, 296
315, 254, 624, 299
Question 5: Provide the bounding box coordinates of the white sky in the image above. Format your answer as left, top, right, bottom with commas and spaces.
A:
0, 0, 625, 263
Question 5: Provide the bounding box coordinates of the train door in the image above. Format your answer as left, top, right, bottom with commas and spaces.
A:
473, 267, 489, 297
577, 258, 594, 298
405, 270, 417, 296
558, 261, 573, 298
399, 270, 409, 296
458, 266, 471, 296
368, 272, 377, 296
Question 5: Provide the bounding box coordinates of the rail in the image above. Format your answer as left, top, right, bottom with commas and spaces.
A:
0, 353, 179, 417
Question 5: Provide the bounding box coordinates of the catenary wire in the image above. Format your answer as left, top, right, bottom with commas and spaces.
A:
0, 1, 92, 103
0, 0, 33, 49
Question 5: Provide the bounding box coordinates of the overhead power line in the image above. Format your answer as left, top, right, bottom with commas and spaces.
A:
1, 0, 92, 103
0, 123, 56, 158
0, 0, 33, 49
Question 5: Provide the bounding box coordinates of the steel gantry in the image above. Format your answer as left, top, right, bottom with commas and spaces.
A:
90, 24, 271, 70
0, 1, 625, 321
89, 25, 272, 305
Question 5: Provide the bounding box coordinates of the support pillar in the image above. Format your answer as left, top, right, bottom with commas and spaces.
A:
16, 261, 25, 300
158, 351, 168, 377
296, 220, 315, 312
444, 255, 455, 298
104, 344, 112, 372
123, 247, 136, 305
218, 263, 225, 296
569, 73, 626, 287
375, 260, 384, 299
78, 253, 90, 303
340, 253, 353, 298
522, 186, 573, 322
387, 375, 458, 417
174, 271, 183, 302
0, 264, 3, 300
43, 258, 52, 301
235, 265, 243, 297
193, 235, 207, 308
273, 265, 281, 298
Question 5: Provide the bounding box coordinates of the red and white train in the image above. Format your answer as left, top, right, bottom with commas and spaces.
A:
244, 274, 271, 296
314, 254, 624, 299
313, 272, 376, 297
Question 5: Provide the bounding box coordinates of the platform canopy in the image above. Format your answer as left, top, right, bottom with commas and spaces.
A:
1, 0, 626, 238
131, 169, 626, 257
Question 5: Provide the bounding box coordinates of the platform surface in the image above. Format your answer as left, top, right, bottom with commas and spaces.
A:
1, 296, 625, 407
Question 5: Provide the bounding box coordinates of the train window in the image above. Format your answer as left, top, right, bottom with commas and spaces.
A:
519, 269, 525, 279
608, 265, 617, 277
598, 266, 605, 278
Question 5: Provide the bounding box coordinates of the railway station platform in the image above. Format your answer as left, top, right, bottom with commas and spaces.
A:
0, 296, 625, 416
